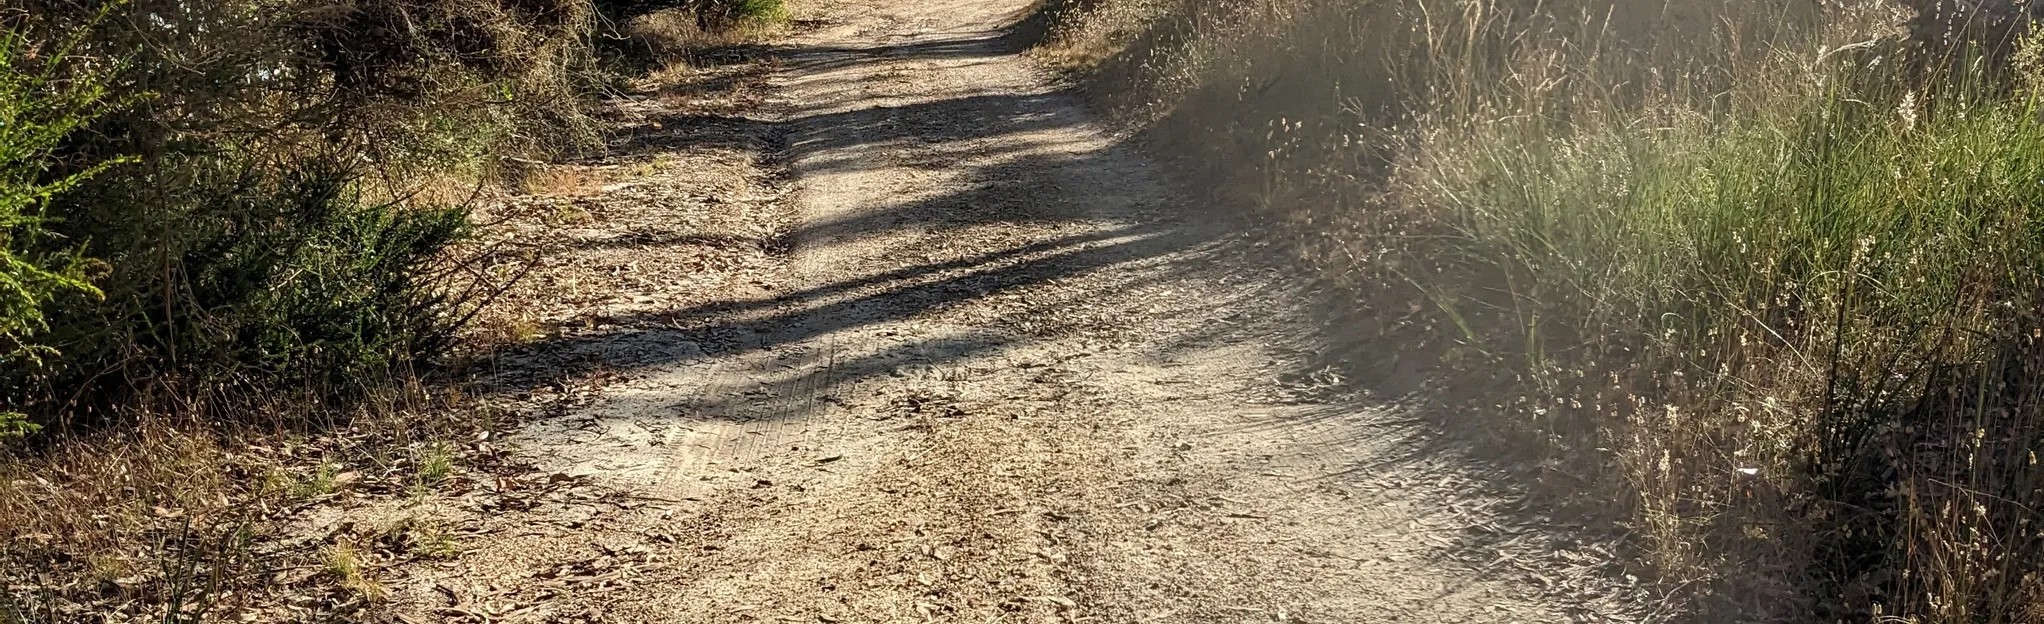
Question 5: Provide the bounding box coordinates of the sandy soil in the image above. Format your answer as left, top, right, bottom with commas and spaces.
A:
356, 1, 1654, 621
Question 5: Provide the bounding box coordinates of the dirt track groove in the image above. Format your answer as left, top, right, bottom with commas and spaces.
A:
373, 0, 1652, 621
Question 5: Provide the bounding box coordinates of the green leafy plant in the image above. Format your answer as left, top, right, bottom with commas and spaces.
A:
0, 412, 37, 441
0, 23, 124, 364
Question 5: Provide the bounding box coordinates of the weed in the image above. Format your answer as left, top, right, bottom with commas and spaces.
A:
411, 524, 462, 560
293, 462, 343, 500
520, 165, 608, 197
321, 541, 383, 601
554, 203, 597, 225
486, 316, 550, 348
382, 514, 462, 560
416, 443, 455, 486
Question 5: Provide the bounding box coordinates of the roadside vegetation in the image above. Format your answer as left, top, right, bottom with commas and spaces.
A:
0, 0, 782, 621
1040, 0, 2044, 620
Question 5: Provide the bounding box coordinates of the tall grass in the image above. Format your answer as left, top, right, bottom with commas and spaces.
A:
1412, 12, 2044, 618
1044, 0, 2044, 619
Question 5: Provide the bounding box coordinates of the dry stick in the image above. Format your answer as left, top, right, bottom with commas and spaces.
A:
429, 240, 529, 307
445, 250, 545, 334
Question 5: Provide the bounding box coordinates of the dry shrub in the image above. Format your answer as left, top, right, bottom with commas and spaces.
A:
599, 0, 787, 77
623, 8, 724, 59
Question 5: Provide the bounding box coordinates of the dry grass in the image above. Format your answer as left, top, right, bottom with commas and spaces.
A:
320, 541, 383, 602
1042, 0, 2044, 620
0, 387, 505, 622
614, 4, 790, 89
600, 0, 790, 106
623, 9, 740, 60
516, 164, 615, 197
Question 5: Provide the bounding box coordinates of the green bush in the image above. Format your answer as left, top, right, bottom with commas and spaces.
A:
734, 0, 786, 20
58, 163, 474, 403
0, 24, 116, 362
1, 0, 603, 425
0, 14, 126, 439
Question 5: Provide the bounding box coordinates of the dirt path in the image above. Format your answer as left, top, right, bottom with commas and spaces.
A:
370, 1, 1650, 621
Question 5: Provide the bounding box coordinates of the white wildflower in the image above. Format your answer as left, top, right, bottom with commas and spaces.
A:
1897, 91, 1918, 130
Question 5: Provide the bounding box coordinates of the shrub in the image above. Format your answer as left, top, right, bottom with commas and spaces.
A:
1, 0, 603, 426
0, 19, 117, 363
0, 11, 127, 439
707, 0, 787, 25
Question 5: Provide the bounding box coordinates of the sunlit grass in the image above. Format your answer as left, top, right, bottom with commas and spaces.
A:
1048, 0, 2044, 619
1407, 23, 2044, 618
